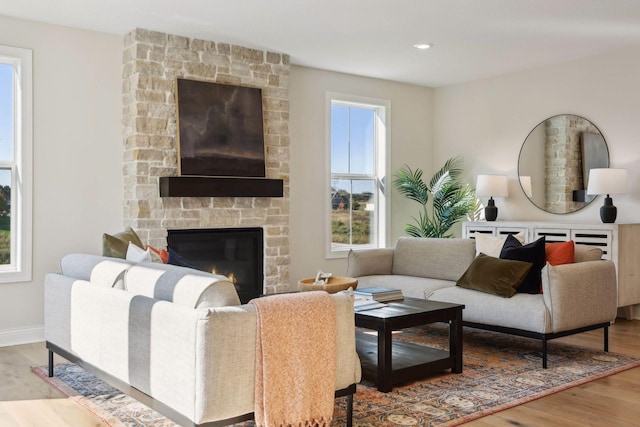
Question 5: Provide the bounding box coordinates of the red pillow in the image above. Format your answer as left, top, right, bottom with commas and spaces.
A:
147, 245, 170, 263
545, 241, 575, 266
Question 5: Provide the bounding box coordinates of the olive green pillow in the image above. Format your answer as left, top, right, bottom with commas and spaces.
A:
103, 226, 144, 259
456, 253, 532, 298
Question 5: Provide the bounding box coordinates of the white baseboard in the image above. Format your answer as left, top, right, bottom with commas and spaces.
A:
0, 325, 44, 347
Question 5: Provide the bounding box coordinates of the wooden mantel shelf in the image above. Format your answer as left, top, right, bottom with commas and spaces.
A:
159, 176, 284, 198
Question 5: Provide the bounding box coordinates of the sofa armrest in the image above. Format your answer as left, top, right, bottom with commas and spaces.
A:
197, 305, 258, 423
331, 293, 362, 389
197, 292, 361, 423
541, 260, 617, 332
345, 248, 394, 277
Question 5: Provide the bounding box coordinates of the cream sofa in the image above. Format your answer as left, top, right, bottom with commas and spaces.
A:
45, 254, 361, 427
346, 237, 618, 368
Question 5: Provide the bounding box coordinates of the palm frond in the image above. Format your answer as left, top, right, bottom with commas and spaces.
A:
393, 165, 429, 205
428, 156, 463, 190
405, 210, 434, 237
397, 156, 480, 238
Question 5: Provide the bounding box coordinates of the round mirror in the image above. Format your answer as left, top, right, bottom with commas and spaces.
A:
518, 114, 609, 214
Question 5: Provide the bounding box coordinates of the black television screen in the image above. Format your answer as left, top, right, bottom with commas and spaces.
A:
176, 78, 266, 177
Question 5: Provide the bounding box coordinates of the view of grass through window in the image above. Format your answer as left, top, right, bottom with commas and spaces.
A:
0, 62, 13, 264
331, 181, 374, 245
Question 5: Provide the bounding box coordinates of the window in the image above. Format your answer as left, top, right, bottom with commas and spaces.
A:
327, 94, 389, 257
0, 46, 32, 282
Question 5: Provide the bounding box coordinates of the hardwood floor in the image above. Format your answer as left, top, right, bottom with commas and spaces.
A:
1, 320, 639, 426
465, 318, 640, 427
0, 342, 109, 427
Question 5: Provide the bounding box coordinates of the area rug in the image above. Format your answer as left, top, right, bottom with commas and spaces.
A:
33, 324, 640, 426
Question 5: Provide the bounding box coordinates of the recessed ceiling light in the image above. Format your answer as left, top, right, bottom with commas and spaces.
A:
413, 43, 433, 50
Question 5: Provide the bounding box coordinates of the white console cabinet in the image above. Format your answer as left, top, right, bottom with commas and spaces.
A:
462, 221, 640, 312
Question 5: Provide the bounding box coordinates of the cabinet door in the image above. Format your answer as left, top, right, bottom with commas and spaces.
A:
495, 227, 529, 241
571, 229, 613, 260
534, 228, 571, 243
463, 225, 496, 239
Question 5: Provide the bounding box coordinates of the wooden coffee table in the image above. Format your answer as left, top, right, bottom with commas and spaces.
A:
355, 297, 464, 392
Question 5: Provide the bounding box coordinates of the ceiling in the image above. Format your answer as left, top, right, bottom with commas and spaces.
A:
3, 0, 640, 87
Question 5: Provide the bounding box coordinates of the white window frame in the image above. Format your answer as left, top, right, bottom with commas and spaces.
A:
0, 45, 33, 283
326, 92, 390, 259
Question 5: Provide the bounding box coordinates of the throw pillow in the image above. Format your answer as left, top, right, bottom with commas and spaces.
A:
545, 241, 575, 266
456, 254, 532, 298
499, 234, 546, 294
167, 248, 200, 270
147, 245, 170, 263
103, 226, 144, 259
125, 241, 152, 263
475, 232, 525, 257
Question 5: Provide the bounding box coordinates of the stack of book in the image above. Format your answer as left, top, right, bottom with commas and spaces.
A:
353, 298, 387, 312
353, 287, 403, 302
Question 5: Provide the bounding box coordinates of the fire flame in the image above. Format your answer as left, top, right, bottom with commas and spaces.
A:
212, 266, 237, 286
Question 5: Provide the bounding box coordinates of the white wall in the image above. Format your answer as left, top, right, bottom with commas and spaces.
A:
289, 66, 433, 284
0, 15, 122, 346
433, 44, 640, 224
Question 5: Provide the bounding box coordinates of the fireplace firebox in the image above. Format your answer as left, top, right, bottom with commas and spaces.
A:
167, 227, 264, 304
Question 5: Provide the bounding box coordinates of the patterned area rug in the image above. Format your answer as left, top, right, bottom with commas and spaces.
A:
33, 324, 640, 426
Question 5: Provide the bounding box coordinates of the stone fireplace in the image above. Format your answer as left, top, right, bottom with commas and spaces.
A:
121, 28, 291, 295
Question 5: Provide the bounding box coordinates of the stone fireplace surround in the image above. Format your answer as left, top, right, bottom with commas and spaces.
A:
122, 28, 291, 295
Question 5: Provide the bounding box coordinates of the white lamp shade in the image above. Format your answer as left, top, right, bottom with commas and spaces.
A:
519, 176, 533, 198
586, 168, 628, 195
476, 175, 508, 198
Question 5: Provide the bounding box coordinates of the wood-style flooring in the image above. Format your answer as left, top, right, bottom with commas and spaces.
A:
1, 320, 639, 426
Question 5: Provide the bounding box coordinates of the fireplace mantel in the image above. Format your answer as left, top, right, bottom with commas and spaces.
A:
159, 176, 284, 198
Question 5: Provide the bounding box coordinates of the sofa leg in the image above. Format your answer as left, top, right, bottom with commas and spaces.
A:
604, 325, 609, 352
542, 338, 548, 369
48, 349, 54, 377
346, 392, 353, 427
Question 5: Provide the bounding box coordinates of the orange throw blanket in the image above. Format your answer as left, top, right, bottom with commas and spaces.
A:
250, 291, 337, 427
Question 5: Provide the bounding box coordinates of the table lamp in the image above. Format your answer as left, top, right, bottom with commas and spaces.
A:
476, 175, 508, 221
586, 168, 628, 223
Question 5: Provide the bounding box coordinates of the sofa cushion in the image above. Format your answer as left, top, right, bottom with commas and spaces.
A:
545, 241, 575, 266
500, 235, 546, 294
124, 263, 241, 308
456, 254, 532, 298
574, 244, 603, 262
474, 232, 525, 257
428, 286, 551, 334
391, 237, 476, 281
347, 248, 394, 277
356, 274, 455, 299
103, 227, 145, 259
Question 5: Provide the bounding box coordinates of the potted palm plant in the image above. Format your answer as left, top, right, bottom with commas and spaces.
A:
393, 156, 481, 238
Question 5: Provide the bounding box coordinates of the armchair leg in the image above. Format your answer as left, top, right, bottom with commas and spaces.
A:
542, 338, 548, 369
48, 349, 54, 377
604, 325, 609, 352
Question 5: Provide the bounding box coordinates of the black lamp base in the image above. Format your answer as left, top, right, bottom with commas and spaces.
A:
600, 196, 617, 223
484, 197, 498, 222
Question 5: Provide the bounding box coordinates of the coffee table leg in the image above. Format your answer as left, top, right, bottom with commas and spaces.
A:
377, 323, 393, 392
450, 308, 463, 373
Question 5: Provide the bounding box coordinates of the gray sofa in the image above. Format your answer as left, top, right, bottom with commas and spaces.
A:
346, 237, 618, 367
45, 254, 361, 427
